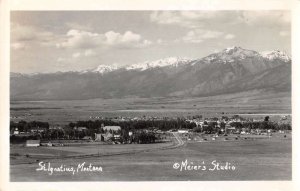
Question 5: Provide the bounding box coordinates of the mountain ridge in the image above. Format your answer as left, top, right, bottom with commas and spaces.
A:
10, 47, 291, 101
11, 47, 291, 76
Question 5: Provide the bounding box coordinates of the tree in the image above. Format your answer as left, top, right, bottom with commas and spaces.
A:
193, 127, 202, 133
264, 116, 270, 122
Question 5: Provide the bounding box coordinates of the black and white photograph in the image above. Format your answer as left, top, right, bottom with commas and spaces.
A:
7, 10, 293, 182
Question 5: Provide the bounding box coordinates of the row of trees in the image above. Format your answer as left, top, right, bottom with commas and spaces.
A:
229, 121, 292, 130
193, 121, 292, 134
133, 131, 156, 144
10, 134, 39, 144
69, 119, 197, 131
10, 118, 291, 141
10, 121, 49, 133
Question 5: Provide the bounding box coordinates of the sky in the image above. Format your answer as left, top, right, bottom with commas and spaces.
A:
10, 11, 291, 73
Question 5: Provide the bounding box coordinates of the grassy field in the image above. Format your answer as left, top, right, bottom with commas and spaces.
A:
10, 139, 176, 164
10, 134, 291, 181
9, 90, 291, 181
10, 90, 291, 124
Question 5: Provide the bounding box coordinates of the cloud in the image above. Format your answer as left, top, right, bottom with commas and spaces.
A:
11, 24, 36, 42
65, 22, 93, 31
72, 52, 81, 58
56, 57, 71, 67
56, 29, 102, 49
57, 29, 152, 49
224, 34, 236, 40
179, 29, 236, 43
104, 30, 151, 47
155, 38, 169, 46
238, 11, 290, 26
150, 11, 290, 29
57, 57, 66, 62
150, 11, 221, 28
72, 49, 96, 59
84, 49, 96, 56
11, 42, 26, 50
11, 23, 55, 46
279, 30, 290, 37
181, 29, 224, 43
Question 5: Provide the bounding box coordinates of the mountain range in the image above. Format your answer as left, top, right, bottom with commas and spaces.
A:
10, 46, 291, 101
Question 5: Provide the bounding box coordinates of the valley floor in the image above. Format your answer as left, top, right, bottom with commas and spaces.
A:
10, 133, 291, 181
10, 90, 291, 124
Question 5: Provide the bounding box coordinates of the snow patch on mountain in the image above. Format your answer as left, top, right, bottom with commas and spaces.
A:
224, 46, 240, 53
76, 47, 291, 75
261, 50, 291, 62
93, 64, 119, 73
202, 46, 261, 64
80, 64, 120, 74
125, 57, 193, 71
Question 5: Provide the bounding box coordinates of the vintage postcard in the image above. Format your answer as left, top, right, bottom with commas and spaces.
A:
1, 0, 299, 191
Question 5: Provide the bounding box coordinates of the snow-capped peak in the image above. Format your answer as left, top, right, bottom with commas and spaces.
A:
125, 57, 193, 71
222, 46, 259, 56
80, 64, 120, 74
93, 64, 119, 73
224, 46, 242, 53
261, 50, 291, 62
203, 46, 259, 64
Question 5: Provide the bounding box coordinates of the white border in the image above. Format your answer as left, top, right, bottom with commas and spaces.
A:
1, 0, 299, 191
9, 0, 292, 10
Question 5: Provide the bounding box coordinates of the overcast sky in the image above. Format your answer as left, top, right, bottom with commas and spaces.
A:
11, 11, 290, 73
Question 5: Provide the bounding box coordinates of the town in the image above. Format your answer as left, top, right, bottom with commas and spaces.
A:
10, 114, 292, 147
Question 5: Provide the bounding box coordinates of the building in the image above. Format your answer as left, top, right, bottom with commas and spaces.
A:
30, 127, 47, 133
225, 124, 235, 134
13, 128, 19, 135
95, 133, 104, 141
103, 126, 121, 132
49, 126, 63, 130
26, 140, 41, 147
74, 127, 87, 131
178, 129, 189, 133
82, 136, 93, 140
47, 142, 53, 147
113, 134, 121, 141
95, 132, 113, 142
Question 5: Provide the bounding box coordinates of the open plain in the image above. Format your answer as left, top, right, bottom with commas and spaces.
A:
10, 90, 291, 124
10, 133, 291, 181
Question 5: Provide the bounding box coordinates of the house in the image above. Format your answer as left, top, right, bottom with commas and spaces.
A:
13, 128, 19, 135
113, 134, 121, 141
26, 140, 40, 147
49, 126, 63, 130
267, 129, 274, 133
94, 132, 113, 142
30, 127, 47, 133
74, 127, 87, 131
104, 132, 113, 140
95, 133, 104, 141
178, 129, 189, 133
250, 129, 256, 134
13, 132, 33, 137
103, 126, 121, 132
82, 136, 93, 140
225, 124, 235, 134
